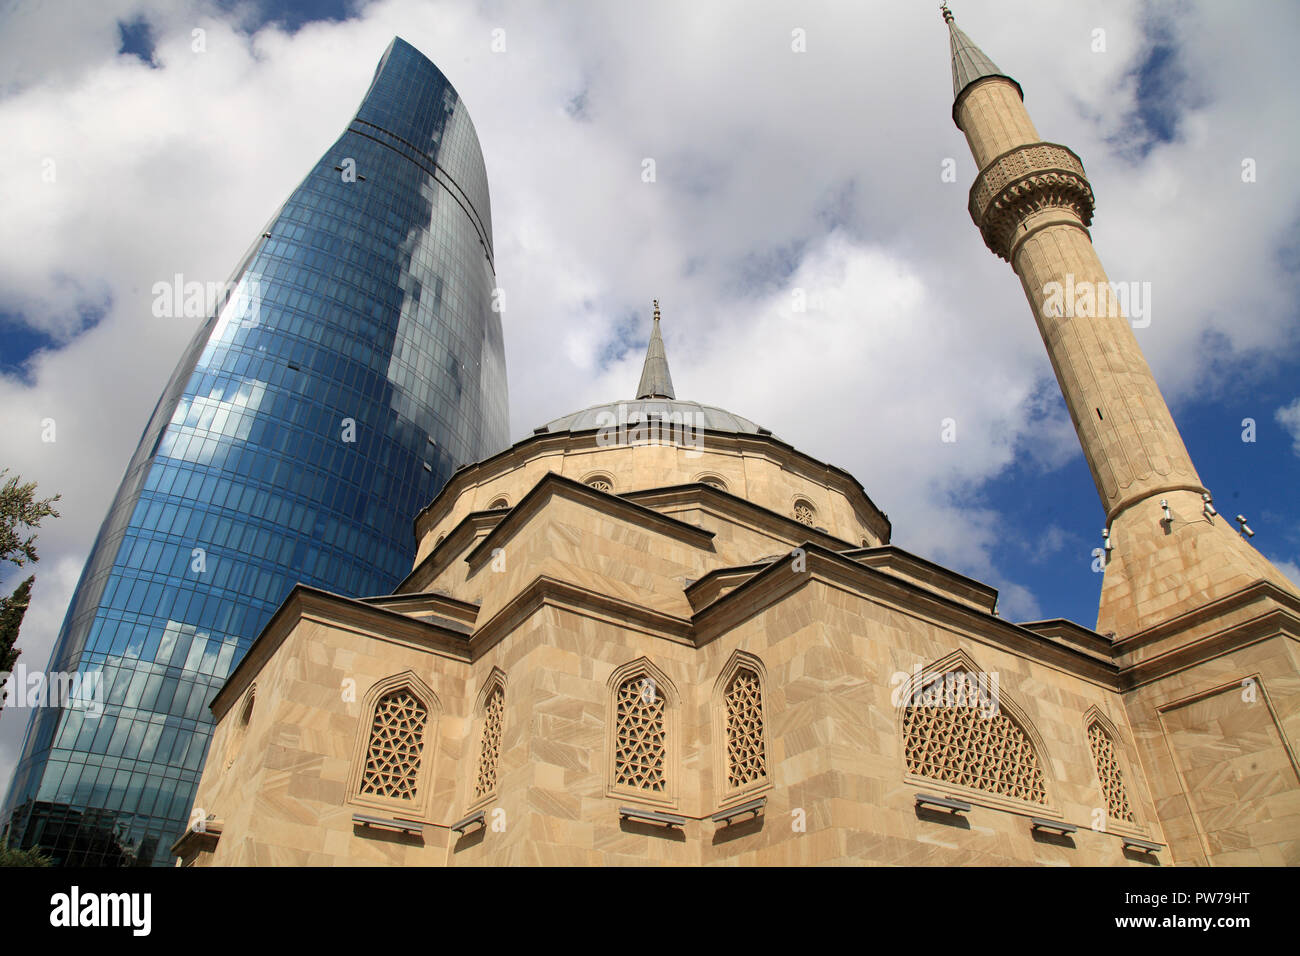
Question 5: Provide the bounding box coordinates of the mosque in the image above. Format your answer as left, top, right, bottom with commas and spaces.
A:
172, 11, 1300, 866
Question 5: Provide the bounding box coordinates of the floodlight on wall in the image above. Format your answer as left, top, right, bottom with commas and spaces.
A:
1102, 528, 1113, 553
1159, 499, 1172, 523
1030, 817, 1077, 836
1122, 836, 1162, 855
914, 792, 970, 814
1236, 514, 1255, 538
1202, 492, 1217, 520
619, 806, 687, 829
450, 809, 486, 835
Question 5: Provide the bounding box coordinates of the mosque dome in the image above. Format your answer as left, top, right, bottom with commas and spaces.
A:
537, 300, 775, 439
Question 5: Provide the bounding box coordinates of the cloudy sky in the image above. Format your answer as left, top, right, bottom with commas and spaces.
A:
1, 0, 1298, 788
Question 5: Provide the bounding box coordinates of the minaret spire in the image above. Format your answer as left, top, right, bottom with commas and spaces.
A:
635, 299, 676, 400
943, 13, 1298, 637
942, 4, 1022, 111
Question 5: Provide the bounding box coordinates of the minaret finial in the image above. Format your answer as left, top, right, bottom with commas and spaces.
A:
636, 299, 675, 400
941, 2, 954, 25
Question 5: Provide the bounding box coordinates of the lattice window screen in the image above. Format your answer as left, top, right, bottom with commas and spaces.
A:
475, 685, 505, 798
725, 668, 767, 787
793, 501, 816, 526
359, 689, 428, 801
1087, 720, 1136, 823
614, 676, 666, 792
902, 678, 1046, 805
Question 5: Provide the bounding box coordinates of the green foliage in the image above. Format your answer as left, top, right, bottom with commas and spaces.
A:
0, 468, 61, 585
0, 469, 60, 712
0, 844, 53, 867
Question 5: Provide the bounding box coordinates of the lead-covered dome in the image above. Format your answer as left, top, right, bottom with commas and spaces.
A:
538, 300, 774, 438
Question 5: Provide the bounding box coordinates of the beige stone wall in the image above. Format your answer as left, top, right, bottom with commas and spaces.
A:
1121, 633, 1300, 866
188, 524, 1179, 866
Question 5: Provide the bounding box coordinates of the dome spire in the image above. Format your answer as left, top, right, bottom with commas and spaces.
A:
942, 3, 1022, 120
635, 299, 676, 400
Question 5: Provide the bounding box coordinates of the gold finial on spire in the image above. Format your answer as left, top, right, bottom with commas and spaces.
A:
941, 2, 954, 24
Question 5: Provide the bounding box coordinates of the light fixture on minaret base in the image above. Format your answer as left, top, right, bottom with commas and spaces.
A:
1160, 499, 1172, 524
1202, 493, 1217, 521
1236, 515, 1255, 538
1102, 528, 1113, 553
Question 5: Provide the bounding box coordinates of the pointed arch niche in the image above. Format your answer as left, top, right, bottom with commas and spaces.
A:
712, 650, 773, 807
606, 657, 680, 809
468, 668, 508, 810
896, 649, 1059, 815
1082, 705, 1148, 837
347, 670, 441, 820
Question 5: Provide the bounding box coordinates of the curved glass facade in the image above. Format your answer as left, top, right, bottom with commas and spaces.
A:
1, 38, 508, 865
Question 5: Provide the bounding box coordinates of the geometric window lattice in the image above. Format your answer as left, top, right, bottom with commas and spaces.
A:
475, 685, 505, 799
724, 668, 767, 787
359, 689, 428, 801
613, 675, 666, 792
488, 497, 509, 510
793, 500, 816, 526
586, 477, 613, 493
1087, 721, 1136, 823
902, 677, 1047, 805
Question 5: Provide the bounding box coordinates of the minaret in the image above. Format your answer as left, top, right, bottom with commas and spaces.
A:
636, 299, 676, 399
941, 6, 1297, 637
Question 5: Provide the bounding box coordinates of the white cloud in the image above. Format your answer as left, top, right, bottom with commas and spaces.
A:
1276, 398, 1300, 455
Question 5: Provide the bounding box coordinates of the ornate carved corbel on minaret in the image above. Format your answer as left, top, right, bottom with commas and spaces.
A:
940, 5, 1298, 640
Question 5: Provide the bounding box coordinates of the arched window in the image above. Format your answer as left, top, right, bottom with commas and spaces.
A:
1087, 718, 1136, 824
349, 672, 440, 817
724, 668, 767, 787
488, 497, 509, 510
607, 659, 678, 806
714, 651, 771, 803
584, 473, 614, 493
223, 685, 255, 771
474, 673, 507, 801
696, 474, 727, 492
900, 652, 1049, 807
793, 499, 816, 526
360, 689, 429, 801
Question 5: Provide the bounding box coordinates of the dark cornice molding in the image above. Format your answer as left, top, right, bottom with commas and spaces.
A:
463, 472, 716, 573
208, 585, 471, 719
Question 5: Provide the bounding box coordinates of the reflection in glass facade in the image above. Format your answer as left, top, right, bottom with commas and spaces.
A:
1, 38, 508, 865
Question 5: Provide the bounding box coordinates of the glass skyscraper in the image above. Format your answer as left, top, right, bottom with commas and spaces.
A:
2, 37, 508, 865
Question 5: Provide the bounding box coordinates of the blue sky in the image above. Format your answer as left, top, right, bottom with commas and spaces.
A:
1, 0, 1298, 781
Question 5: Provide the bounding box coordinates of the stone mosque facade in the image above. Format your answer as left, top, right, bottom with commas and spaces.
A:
174, 14, 1300, 866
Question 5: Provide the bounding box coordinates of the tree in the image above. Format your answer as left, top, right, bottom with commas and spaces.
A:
0, 844, 52, 867
0, 469, 60, 712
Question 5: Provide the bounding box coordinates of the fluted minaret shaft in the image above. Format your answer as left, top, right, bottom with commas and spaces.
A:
953, 54, 1202, 516
944, 12, 1297, 637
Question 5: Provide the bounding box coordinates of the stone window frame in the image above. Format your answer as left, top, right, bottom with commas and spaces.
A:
347, 670, 441, 821
712, 650, 773, 809
222, 683, 256, 771
487, 496, 510, 510
791, 496, 817, 527
466, 668, 508, 812
1081, 705, 1149, 838
583, 472, 615, 494
605, 657, 680, 810
694, 473, 728, 493
895, 649, 1062, 818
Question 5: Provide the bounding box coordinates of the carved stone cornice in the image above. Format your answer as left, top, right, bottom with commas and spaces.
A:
968, 142, 1095, 262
